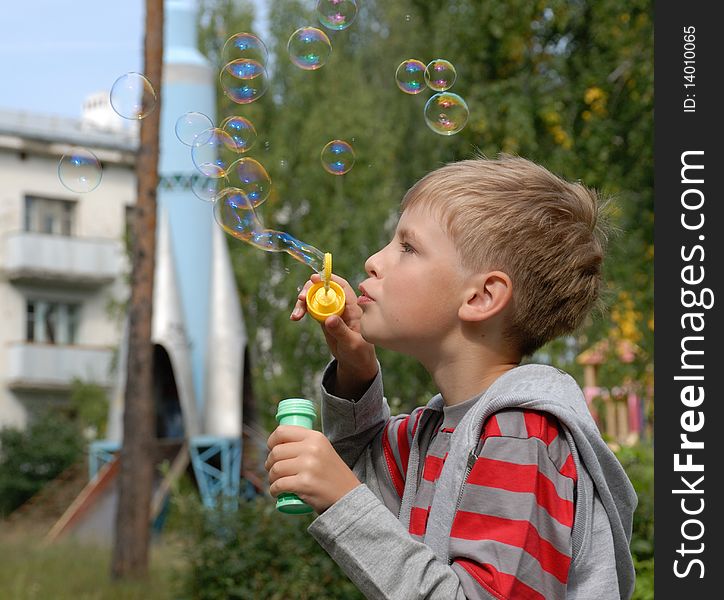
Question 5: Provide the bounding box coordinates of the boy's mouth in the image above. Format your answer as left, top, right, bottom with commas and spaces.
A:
358, 284, 375, 304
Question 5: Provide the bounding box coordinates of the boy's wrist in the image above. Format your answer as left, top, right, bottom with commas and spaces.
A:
334, 363, 378, 400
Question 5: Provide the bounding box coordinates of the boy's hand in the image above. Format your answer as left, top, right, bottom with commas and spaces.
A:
265, 425, 361, 514
290, 273, 378, 399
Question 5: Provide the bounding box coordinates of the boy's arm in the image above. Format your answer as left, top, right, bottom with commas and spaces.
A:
319, 359, 388, 467
309, 485, 472, 599
321, 359, 426, 514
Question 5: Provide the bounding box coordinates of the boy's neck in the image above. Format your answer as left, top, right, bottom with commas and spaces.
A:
424, 347, 520, 407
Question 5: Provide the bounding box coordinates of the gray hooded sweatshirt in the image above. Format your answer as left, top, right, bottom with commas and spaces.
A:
308, 363, 638, 599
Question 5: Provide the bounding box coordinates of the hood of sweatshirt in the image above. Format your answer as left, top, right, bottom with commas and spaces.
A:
416, 364, 638, 599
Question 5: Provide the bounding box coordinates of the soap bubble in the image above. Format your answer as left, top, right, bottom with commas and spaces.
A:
225, 157, 272, 207
58, 147, 102, 193
220, 116, 257, 153
221, 32, 269, 66
214, 191, 325, 271
287, 27, 332, 70
320, 140, 355, 175
425, 59, 457, 92
316, 0, 358, 31
191, 174, 221, 203
214, 191, 266, 243
220, 59, 269, 104
110, 72, 157, 120
424, 92, 469, 135
191, 128, 238, 177
175, 112, 214, 146
395, 59, 426, 94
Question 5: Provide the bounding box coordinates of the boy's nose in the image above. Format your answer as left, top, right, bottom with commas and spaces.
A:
364, 249, 382, 278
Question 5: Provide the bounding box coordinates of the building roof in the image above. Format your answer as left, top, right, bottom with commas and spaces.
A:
0, 108, 139, 154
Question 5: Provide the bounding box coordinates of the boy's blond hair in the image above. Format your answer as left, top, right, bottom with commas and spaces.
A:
400, 155, 608, 357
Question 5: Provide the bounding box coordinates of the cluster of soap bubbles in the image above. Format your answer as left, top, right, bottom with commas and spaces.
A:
395, 58, 468, 136
59, 5, 471, 273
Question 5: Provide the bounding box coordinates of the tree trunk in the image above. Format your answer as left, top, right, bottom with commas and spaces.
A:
111, 0, 164, 580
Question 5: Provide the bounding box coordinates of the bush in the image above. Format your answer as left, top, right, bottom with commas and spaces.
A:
0, 411, 84, 517
615, 443, 654, 600
173, 491, 363, 600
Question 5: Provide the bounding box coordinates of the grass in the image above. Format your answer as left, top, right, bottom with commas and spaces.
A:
0, 530, 182, 600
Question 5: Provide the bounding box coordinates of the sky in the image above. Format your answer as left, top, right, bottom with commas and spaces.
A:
1, 1, 271, 119
1, 1, 147, 118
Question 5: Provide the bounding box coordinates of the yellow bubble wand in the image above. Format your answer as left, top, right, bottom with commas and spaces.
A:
305, 252, 346, 323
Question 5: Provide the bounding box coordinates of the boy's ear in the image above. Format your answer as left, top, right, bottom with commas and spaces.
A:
458, 270, 513, 323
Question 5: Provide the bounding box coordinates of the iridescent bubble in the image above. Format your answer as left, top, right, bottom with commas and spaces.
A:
320, 140, 355, 175
110, 72, 157, 120
191, 128, 238, 178
58, 148, 102, 193
395, 59, 426, 94
316, 0, 358, 31
191, 174, 221, 203
287, 27, 332, 70
220, 59, 269, 104
175, 112, 214, 146
220, 116, 257, 153
424, 92, 469, 136
214, 191, 325, 271
425, 59, 457, 92
221, 32, 269, 65
225, 157, 272, 207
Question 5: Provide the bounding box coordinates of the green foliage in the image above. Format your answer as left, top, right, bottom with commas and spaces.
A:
173, 491, 363, 600
616, 443, 654, 599
196, 0, 653, 426
0, 412, 84, 517
69, 378, 110, 438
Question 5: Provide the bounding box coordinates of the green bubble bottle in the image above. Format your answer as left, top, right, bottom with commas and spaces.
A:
275, 398, 317, 514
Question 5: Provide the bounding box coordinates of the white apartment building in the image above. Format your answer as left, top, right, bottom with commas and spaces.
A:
0, 101, 138, 430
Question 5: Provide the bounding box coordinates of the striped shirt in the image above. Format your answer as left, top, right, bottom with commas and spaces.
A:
381, 401, 577, 600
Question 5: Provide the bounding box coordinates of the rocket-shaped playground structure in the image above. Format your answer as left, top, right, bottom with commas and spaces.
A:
47, 0, 249, 543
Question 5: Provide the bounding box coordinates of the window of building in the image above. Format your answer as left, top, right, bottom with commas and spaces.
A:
24, 196, 76, 236
25, 300, 81, 345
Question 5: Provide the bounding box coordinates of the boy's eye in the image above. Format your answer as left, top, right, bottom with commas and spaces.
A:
400, 242, 415, 254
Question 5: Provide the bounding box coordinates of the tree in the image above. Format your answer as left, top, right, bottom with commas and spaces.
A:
198, 0, 652, 424
111, 0, 164, 580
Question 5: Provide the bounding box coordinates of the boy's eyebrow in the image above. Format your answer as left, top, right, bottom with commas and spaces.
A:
396, 227, 421, 245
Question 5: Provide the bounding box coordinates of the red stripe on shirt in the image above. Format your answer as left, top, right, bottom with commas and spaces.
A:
467, 457, 574, 527
396, 416, 411, 476
422, 454, 446, 482
524, 411, 559, 446
409, 506, 429, 536
481, 414, 502, 440
382, 425, 405, 498
451, 512, 572, 583
455, 558, 546, 600
559, 453, 578, 482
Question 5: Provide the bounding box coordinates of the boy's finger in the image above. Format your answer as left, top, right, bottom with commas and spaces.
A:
291, 279, 316, 320
267, 425, 312, 449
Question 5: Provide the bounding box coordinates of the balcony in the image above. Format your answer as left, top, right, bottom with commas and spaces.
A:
2, 231, 122, 286
5, 343, 114, 391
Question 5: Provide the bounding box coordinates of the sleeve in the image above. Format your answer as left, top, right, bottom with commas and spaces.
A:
309, 484, 470, 600
320, 359, 426, 511
448, 410, 578, 600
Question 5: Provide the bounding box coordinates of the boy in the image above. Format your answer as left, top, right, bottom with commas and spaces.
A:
265, 155, 638, 599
